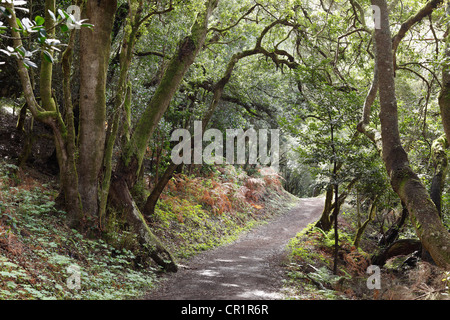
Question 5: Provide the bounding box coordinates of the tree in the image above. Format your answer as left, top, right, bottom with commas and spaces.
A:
1, 0, 221, 271
2, 0, 88, 231
370, 0, 450, 268
108, 0, 220, 272
77, 0, 118, 226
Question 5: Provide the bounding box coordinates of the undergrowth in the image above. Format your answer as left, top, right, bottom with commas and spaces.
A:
0, 159, 294, 299
284, 208, 450, 300
149, 165, 297, 260
284, 220, 372, 300
0, 161, 157, 299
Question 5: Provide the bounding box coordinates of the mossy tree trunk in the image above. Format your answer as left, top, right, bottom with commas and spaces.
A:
315, 185, 334, 231
108, 177, 178, 272
117, 0, 220, 188
438, 3, 450, 145
109, 0, 220, 271
372, 239, 422, 266
371, 0, 450, 269
315, 175, 357, 232
61, 6, 84, 230
99, 0, 147, 228
5, 1, 84, 229
353, 196, 378, 249
78, 0, 118, 221
429, 135, 448, 216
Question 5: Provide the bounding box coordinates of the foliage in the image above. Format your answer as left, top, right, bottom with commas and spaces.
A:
0, 160, 157, 299
0, 159, 293, 298
285, 217, 377, 299
150, 164, 295, 259
1, 0, 450, 299
0, 0, 92, 67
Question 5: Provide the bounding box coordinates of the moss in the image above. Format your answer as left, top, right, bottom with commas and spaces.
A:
103, 209, 140, 252
122, 0, 217, 174
410, 214, 422, 233
390, 166, 412, 194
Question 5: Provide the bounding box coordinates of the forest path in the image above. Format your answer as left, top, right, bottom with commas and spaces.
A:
143, 197, 323, 300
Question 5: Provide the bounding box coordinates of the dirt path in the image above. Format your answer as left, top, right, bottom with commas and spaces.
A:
144, 197, 324, 300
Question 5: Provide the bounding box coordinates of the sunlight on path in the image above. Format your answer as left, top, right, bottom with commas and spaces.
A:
145, 197, 324, 300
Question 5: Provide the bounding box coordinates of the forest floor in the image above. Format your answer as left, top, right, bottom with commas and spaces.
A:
143, 198, 323, 300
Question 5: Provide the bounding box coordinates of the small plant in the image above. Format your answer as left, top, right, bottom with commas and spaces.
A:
442, 271, 450, 293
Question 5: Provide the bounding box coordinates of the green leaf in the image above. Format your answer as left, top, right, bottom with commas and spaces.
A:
42, 50, 53, 64
60, 24, 69, 33
23, 59, 38, 69
35, 15, 45, 26
81, 23, 94, 30
15, 47, 25, 57
58, 9, 69, 20
15, 17, 23, 30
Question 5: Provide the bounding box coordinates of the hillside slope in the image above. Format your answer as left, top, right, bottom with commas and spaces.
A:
0, 154, 296, 299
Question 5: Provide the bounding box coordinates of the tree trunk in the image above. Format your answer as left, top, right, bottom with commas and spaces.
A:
378, 204, 409, 247
429, 135, 448, 217
109, 176, 177, 272
371, 0, 450, 269
118, 0, 219, 189
353, 197, 378, 249
144, 163, 181, 219
315, 185, 334, 231
78, 0, 117, 218
371, 239, 422, 266
438, 2, 450, 144
40, 0, 57, 113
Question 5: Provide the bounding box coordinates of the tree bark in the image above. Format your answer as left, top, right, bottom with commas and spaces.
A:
371, 0, 450, 269
109, 0, 220, 271
440, 33, 450, 143
315, 185, 334, 231
61, 16, 84, 229
109, 176, 177, 272
40, 0, 57, 113
371, 239, 422, 266
119, 0, 220, 188
429, 135, 448, 216
78, 0, 118, 218
143, 163, 181, 219
353, 197, 378, 248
